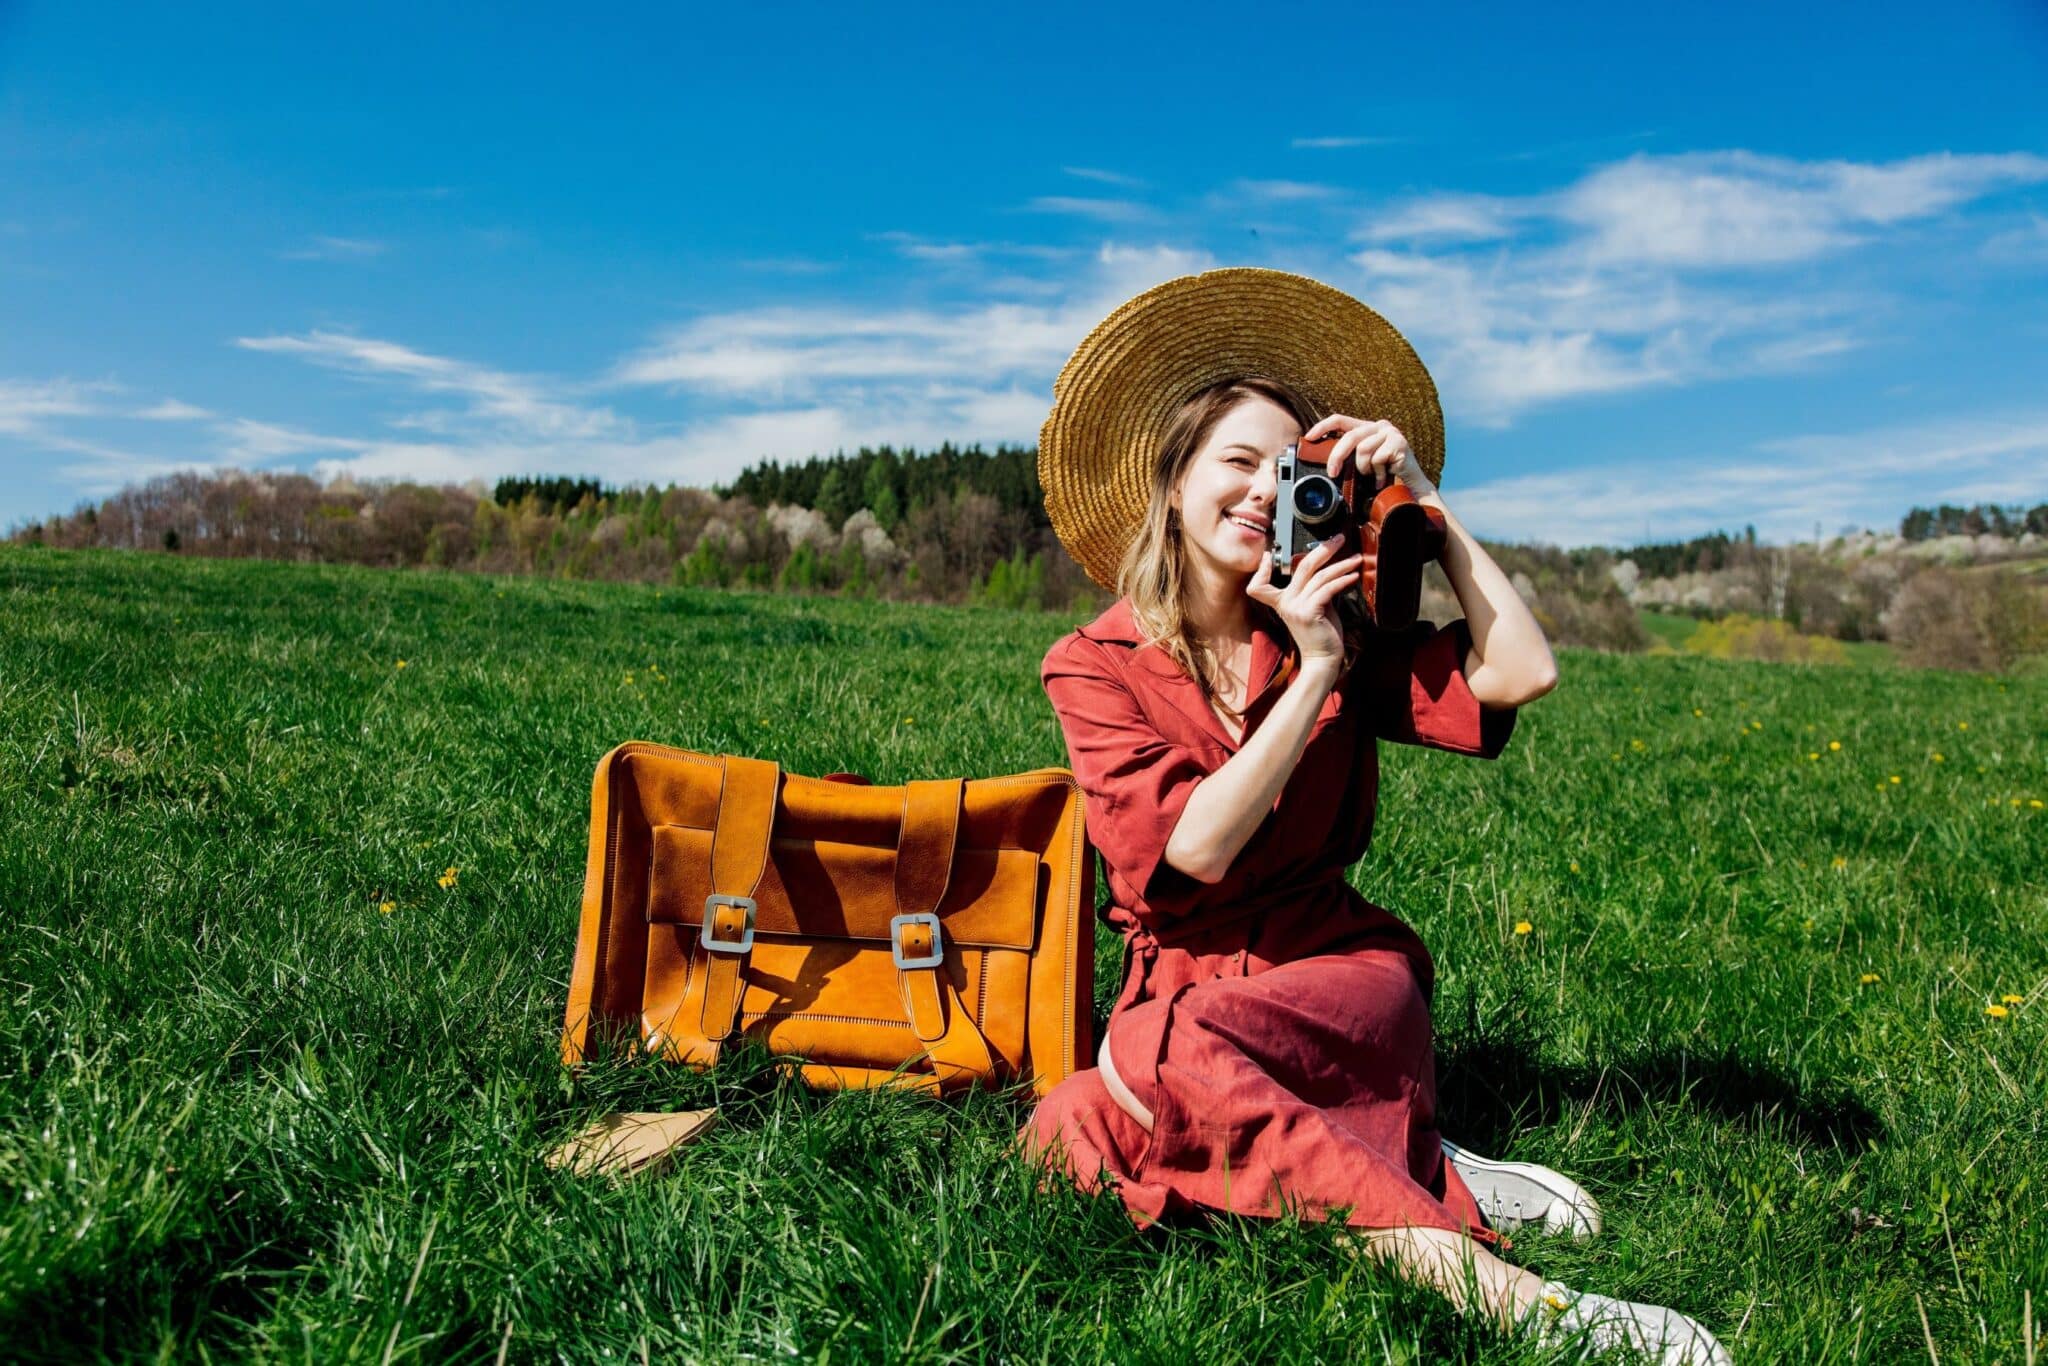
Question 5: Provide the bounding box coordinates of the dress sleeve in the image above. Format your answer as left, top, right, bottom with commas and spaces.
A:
1350, 618, 1518, 759
1041, 635, 1211, 905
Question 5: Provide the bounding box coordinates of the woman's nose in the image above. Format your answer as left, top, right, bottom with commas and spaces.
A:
1250, 462, 1277, 506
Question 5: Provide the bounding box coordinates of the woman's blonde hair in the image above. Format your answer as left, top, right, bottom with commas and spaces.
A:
1115, 376, 1372, 713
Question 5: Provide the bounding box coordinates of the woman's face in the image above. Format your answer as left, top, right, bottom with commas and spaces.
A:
1171, 394, 1298, 583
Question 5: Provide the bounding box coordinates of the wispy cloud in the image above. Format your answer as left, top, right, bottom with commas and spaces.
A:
0, 377, 113, 432
236, 331, 624, 439
134, 398, 212, 421
609, 243, 1214, 400
737, 256, 842, 274
1063, 166, 1147, 188
1358, 193, 1519, 244
1020, 195, 1154, 223
1227, 178, 1344, 202
1982, 211, 2048, 264
1346, 149, 2048, 425
1452, 409, 2048, 545
278, 235, 390, 262
1291, 135, 1400, 150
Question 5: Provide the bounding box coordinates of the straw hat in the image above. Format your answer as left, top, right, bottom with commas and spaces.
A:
1038, 267, 1444, 591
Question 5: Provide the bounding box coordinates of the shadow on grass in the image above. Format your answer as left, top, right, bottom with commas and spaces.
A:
1434, 1032, 1884, 1155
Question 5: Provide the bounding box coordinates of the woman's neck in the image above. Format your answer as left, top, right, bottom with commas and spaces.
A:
1180, 552, 1253, 649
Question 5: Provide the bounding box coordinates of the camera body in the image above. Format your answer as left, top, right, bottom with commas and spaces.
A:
1269, 431, 1359, 590
1266, 429, 1450, 632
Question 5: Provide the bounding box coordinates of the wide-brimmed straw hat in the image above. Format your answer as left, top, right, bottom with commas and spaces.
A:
1038, 266, 1445, 591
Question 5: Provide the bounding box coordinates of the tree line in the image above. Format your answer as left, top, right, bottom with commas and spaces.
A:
11, 446, 2044, 669
1898, 502, 2048, 542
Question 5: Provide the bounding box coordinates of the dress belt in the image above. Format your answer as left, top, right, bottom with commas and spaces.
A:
1141, 875, 1347, 949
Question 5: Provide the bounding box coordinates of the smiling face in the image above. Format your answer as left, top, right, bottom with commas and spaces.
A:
1169, 392, 1299, 584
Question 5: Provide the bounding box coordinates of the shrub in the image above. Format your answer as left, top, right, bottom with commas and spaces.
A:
1684, 614, 1848, 665
1886, 567, 2048, 673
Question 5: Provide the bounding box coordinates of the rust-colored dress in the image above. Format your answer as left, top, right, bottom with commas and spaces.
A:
1020, 596, 1518, 1242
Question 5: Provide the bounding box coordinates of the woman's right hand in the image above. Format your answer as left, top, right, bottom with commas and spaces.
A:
1246, 532, 1364, 671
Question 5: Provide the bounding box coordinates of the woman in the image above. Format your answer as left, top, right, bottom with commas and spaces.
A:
1021, 270, 1729, 1365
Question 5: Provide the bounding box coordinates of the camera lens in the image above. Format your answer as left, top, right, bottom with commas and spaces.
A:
1292, 474, 1338, 523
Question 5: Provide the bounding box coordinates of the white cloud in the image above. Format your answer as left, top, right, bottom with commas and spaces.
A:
1344, 149, 2045, 425
1554, 150, 2048, 269
1291, 135, 1400, 150
1020, 195, 1153, 223
134, 398, 212, 421
278, 235, 390, 262
610, 242, 1216, 403
1982, 211, 2048, 264
1, 378, 112, 432
237, 331, 625, 439
1063, 166, 1147, 188
1225, 178, 1344, 202
1356, 193, 1519, 244
1450, 409, 2048, 546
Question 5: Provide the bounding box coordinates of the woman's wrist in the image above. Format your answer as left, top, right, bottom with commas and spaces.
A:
1297, 655, 1343, 691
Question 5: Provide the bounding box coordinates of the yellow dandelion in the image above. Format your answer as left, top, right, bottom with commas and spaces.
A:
395, 659, 408, 669
1569, 861, 1580, 874
443, 865, 458, 877
1828, 740, 1841, 751
1808, 752, 1821, 761
379, 901, 396, 915
1986, 1004, 2009, 1019
1930, 753, 1945, 763
758, 717, 771, 725
1858, 972, 1880, 984
2031, 800, 2044, 810
1513, 920, 1533, 935
1631, 739, 1646, 751
1611, 752, 1622, 761
2012, 798, 2024, 807
1832, 856, 1848, 869
1692, 708, 1704, 718
903, 717, 916, 725
2002, 993, 2024, 1005
1889, 775, 1901, 784
1957, 721, 1969, 730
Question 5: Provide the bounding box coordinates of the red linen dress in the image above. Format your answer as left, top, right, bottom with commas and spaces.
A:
1019, 595, 1519, 1243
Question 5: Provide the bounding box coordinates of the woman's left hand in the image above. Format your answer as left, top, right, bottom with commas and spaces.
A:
1300, 415, 1437, 499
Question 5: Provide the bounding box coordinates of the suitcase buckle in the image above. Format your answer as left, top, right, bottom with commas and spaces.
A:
700, 894, 757, 954
889, 912, 944, 970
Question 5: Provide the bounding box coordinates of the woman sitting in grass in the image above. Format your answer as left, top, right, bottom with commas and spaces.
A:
1021, 270, 1730, 1366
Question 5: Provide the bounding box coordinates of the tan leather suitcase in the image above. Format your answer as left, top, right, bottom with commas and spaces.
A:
561, 743, 1094, 1096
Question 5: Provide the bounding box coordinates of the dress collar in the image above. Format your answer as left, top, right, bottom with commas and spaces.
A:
1076, 596, 1298, 750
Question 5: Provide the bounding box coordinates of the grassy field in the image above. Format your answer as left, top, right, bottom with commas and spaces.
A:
3, 545, 2043, 1363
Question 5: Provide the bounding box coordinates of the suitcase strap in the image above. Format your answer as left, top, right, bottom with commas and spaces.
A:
694, 762, 996, 1085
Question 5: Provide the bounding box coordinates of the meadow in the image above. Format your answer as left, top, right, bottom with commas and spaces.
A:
2, 545, 2042, 1363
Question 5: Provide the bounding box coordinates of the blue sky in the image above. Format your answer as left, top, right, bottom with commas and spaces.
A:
3, 0, 2046, 545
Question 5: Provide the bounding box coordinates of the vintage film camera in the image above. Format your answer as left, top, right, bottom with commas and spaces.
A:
1269, 431, 1448, 632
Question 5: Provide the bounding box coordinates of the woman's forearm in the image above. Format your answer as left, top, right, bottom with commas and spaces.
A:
1418, 492, 1558, 706
1163, 660, 1342, 885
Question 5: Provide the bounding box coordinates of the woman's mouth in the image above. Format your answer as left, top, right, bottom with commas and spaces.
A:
1225, 513, 1269, 542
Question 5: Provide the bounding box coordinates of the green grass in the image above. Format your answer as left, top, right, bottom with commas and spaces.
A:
3, 545, 2044, 1363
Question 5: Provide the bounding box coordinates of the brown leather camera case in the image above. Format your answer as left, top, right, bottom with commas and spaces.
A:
561, 743, 1094, 1096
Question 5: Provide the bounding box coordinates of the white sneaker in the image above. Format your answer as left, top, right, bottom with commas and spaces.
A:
1522, 1282, 1733, 1365
1442, 1137, 1602, 1239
